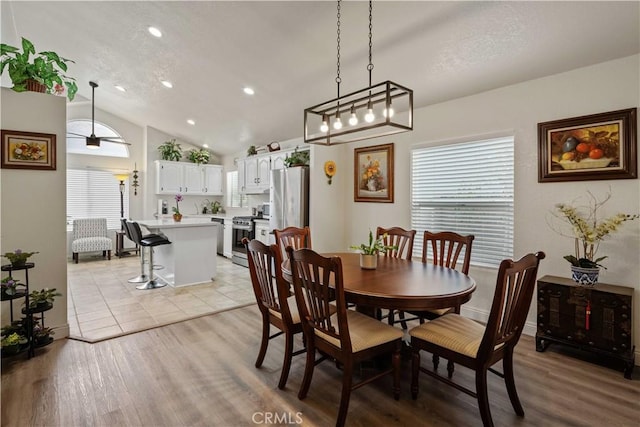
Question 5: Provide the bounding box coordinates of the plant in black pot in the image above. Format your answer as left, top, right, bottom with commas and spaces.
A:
1, 332, 27, 355
27, 288, 61, 310
1, 276, 26, 299
32, 319, 54, 345
0, 37, 78, 100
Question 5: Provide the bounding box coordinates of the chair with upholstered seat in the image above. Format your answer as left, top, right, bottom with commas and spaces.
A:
71, 218, 113, 263
274, 226, 312, 260
409, 252, 545, 427
243, 237, 305, 390
286, 247, 403, 427
391, 231, 475, 330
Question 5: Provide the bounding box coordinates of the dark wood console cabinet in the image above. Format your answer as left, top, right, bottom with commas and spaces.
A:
536, 275, 634, 379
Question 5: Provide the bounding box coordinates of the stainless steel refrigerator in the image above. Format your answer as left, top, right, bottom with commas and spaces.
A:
269, 166, 309, 233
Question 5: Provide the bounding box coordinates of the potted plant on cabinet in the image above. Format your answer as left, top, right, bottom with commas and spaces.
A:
187, 148, 211, 165
158, 139, 183, 161
284, 148, 310, 167
0, 37, 78, 100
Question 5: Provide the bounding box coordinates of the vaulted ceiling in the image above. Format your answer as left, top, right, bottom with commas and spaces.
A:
2, 1, 638, 155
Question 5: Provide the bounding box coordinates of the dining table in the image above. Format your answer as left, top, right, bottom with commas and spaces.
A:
282, 252, 476, 314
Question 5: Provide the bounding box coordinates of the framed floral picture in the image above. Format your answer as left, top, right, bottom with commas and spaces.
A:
354, 143, 394, 203
1, 130, 56, 170
538, 108, 637, 182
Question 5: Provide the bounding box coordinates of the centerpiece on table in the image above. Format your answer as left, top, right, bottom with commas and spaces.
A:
350, 230, 397, 270
549, 190, 639, 285
173, 194, 183, 222
2, 249, 39, 267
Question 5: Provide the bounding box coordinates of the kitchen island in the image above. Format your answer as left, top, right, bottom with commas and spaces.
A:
138, 218, 218, 287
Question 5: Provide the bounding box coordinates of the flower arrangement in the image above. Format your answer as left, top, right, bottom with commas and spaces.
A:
549, 190, 639, 268
1, 276, 25, 297
2, 249, 39, 267
187, 148, 211, 165
173, 194, 183, 215
350, 230, 397, 255
360, 155, 385, 191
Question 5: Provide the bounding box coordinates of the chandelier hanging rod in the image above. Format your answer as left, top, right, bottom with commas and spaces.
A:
309, 85, 403, 116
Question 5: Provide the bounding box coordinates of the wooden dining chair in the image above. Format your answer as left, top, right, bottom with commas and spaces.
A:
409, 252, 545, 427
376, 226, 416, 322
376, 226, 416, 260
391, 231, 476, 329
286, 247, 403, 427
274, 226, 312, 260
243, 237, 304, 390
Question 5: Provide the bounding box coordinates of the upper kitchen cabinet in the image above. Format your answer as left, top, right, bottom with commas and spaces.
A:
270, 151, 288, 170
155, 160, 223, 195
242, 155, 271, 194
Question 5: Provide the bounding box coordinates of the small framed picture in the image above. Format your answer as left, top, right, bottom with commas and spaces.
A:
354, 143, 394, 203
538, 108, 637, 182
1, 130, 57, 170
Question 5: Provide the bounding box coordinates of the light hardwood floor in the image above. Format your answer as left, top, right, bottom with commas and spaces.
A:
2, 306, 639, 426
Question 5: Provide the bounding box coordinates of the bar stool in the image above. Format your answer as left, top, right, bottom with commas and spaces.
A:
121, 219, 147, 283
125, 221, 171, 290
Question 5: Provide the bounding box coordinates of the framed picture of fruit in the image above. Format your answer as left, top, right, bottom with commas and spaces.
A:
538, 108, 636, 182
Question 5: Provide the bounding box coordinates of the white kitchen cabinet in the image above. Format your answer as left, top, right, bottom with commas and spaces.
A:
270, 151, 289, 170
254, 220, 270, 245
155, 160, 223, 195
241, 156, 271, 194
156, 160, 184, 194
223, 220, 233, 258
203, 165, 223, 195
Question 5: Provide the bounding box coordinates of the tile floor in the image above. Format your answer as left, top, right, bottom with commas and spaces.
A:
67, 253, 255, 342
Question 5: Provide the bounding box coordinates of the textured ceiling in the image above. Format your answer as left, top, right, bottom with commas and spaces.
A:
1, 1, 639, 155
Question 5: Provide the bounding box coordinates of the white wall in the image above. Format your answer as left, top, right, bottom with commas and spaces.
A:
1, 88, 69, 338
303, 55, 640, 360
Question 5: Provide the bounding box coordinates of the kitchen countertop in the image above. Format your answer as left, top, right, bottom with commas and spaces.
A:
139, 218, 219, 228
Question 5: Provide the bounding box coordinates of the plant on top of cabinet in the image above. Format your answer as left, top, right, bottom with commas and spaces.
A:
284, 147, 310, 167
158, 139, 183, 161
247, 145, 257, 156
187, 147, 211, 165
0, 37, 78, 100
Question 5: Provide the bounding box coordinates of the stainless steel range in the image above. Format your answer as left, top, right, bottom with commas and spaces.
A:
231, 216, 257, 267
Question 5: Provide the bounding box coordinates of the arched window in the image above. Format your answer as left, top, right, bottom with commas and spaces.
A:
66, 119, 129, 157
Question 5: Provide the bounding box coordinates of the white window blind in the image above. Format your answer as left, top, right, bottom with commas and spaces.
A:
226, 171, 247, 208
411, 137, 514, 267
67, 169, 129, 231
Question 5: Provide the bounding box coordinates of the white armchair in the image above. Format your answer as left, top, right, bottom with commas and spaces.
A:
71, 218, 112, 263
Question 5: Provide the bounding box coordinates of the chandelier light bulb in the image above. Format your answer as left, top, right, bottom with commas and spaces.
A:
365, 108, 375, 123
333, 116, 343, 130
383, 106, 395, 118
349, 105, 358, 126
320, 115, 329, 133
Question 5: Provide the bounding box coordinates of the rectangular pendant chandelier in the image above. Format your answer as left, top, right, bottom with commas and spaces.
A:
304, 80, 413, 145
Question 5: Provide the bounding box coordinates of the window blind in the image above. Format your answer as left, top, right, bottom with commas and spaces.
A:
411, 137, 514, 267
67, 169, 129, 231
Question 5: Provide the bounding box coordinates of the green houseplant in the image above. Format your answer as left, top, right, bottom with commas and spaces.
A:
1, 277, 25, 298
187, 148, 211, 165
0, 37, 78, 100
158, 139, 183, 161
2, 249, 39, 267
284, 148, 310, 167
1, 332, 27, 355
350, 230, 397, 269
27, 288, 61, 309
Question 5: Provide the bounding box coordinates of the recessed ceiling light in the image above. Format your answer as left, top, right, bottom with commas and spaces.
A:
114, 85, 126, 92
161, 80, 173, 88
187, 119, 195, 125
202, 144, 209, 148
148, 27, 162, 38
243, 87, 255, 95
